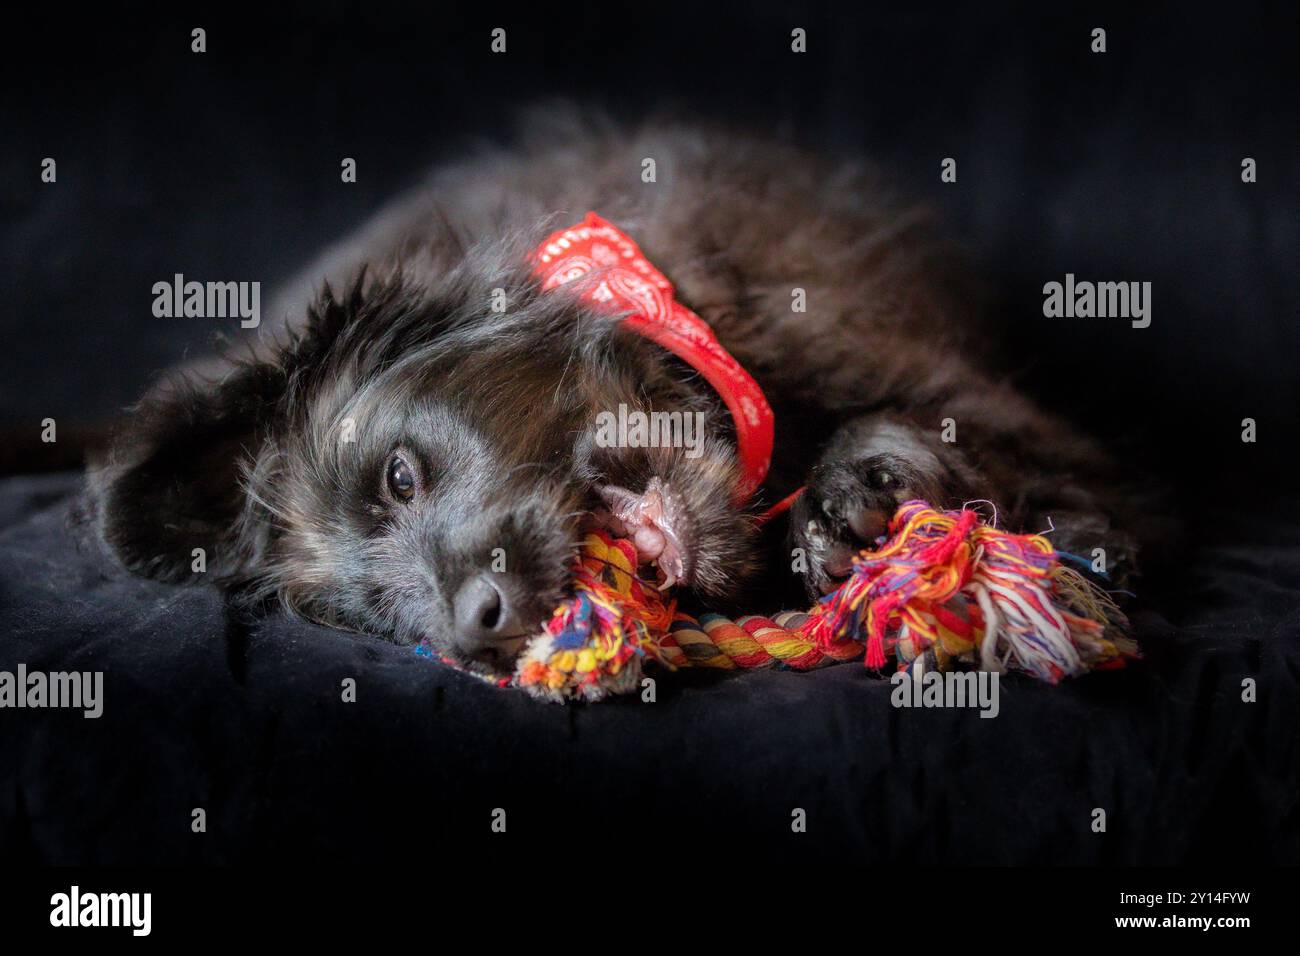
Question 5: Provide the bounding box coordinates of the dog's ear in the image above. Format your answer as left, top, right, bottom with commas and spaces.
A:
90, 279, 366, 582
89, 356, 289, 582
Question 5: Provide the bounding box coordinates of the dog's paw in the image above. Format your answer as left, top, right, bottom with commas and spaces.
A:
789, 453, 946, 599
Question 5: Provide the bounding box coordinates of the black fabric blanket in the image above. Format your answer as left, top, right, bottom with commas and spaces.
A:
1, 473, 1295, 864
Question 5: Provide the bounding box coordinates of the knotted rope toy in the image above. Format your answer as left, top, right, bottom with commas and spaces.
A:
476, 500, 1133, 702
413, 214, 1133, 699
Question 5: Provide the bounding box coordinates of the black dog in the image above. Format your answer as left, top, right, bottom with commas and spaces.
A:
89, 119, 1138, 673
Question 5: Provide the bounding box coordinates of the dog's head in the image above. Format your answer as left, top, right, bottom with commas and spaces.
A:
90, 240, 758, 671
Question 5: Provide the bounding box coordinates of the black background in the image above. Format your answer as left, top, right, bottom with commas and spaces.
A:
2, 0, 1297, 502
0, 0, 1297, 878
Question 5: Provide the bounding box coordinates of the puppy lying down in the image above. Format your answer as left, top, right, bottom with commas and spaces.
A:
89, 121, 1137, 676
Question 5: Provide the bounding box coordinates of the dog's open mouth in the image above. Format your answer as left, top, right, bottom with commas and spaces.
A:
591, 477, 693, 589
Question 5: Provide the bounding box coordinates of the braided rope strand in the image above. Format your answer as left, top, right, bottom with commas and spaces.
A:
420, 502, 1135, 700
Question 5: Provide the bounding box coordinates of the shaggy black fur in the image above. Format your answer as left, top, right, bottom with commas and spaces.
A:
89, 118, 1140, 672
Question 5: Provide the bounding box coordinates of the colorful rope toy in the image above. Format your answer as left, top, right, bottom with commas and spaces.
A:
437, 499, 1132, 701
417, 215, 1134, 699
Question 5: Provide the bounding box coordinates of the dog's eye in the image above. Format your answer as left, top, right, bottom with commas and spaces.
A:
876, 470, 896, 488
387, 457, 416, 501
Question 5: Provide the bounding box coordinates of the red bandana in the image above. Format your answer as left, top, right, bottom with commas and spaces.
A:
532, 212, 774, 503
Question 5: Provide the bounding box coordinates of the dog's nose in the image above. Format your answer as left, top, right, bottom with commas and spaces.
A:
452, 573, 528, 662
